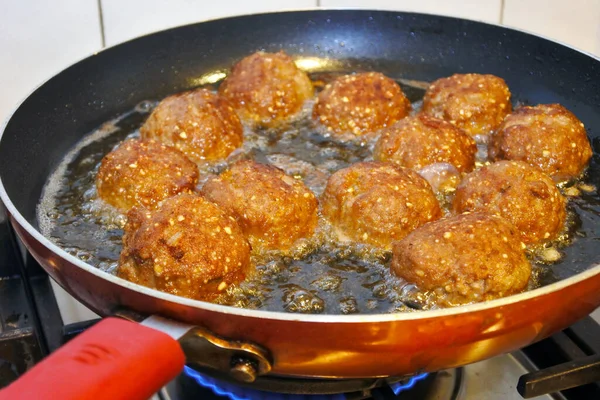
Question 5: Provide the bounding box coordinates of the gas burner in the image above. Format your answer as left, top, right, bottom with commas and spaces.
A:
161, 367, 462, 400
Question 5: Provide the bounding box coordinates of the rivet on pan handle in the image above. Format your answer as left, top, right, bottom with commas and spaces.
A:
117, 309, 273, 383
180, 324, 273, 382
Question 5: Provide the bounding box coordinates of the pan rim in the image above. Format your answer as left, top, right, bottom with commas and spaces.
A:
1, 8, 599, 324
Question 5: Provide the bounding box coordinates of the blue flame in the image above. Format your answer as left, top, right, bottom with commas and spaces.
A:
184, 365, 428, 399
184, 366, 347, 400
390, 372, 429, 395
184, 366, 252, 400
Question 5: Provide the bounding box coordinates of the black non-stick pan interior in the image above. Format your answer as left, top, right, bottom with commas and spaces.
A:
1, 10, 600, 282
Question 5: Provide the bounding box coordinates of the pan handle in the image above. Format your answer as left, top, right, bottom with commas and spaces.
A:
120, 310, 273, 383
0, 317, 186, 400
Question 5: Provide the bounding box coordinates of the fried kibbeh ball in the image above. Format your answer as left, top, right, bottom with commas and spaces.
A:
201, 160, 319, 251
321, 162, 442, 250
96, 139, 199, 211
117, 193, 251, 301
422, 73, 512, 136
313, 72, 411, 136
391, 212, 531, 306
453, 161, 566, 245
140, 88, 243, 163
373, 114, 477, 173
489, 104, 593, 181
218, 51, 313, 126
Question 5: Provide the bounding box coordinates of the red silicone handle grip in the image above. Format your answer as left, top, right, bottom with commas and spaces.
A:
0, 317, 185, 400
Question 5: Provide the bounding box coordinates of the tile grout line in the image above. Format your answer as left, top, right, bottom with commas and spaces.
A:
499, 0, 506, 25
97, 0, 106, 48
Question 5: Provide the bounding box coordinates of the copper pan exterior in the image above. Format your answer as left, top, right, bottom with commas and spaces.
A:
1, 10, 600, 379
10, 216, 600, 378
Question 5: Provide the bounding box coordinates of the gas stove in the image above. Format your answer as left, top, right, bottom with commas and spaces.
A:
0, 202, 599, 399
155, 337, 600, 400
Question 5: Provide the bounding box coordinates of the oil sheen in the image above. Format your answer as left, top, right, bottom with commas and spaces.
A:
37, 72, 600, 314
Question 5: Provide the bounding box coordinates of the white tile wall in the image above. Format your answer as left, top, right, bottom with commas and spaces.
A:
503, 0, 600, 55
320, 0, 502, 23
0, 1, 104, 324
0, 0, 102, 123
0, 1, 599, 324
101, 0, 316, 46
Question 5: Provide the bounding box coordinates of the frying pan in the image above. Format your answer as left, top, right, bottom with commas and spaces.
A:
1, 9, 600, 399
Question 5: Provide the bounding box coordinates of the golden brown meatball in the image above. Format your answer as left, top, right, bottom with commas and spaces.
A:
391, 212, 531, 306
117, 193, 251, 301
422, 73, 511, 136
322, 162, 441, 249
313, 72, 411, 136
140, 88, 243, 163
453, 160, 566, 245
218, 51, 313, 126
489, 104, 593, 181
201, 160, 318, 251
96, 139, 198, 211
373, 114, 477, 172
